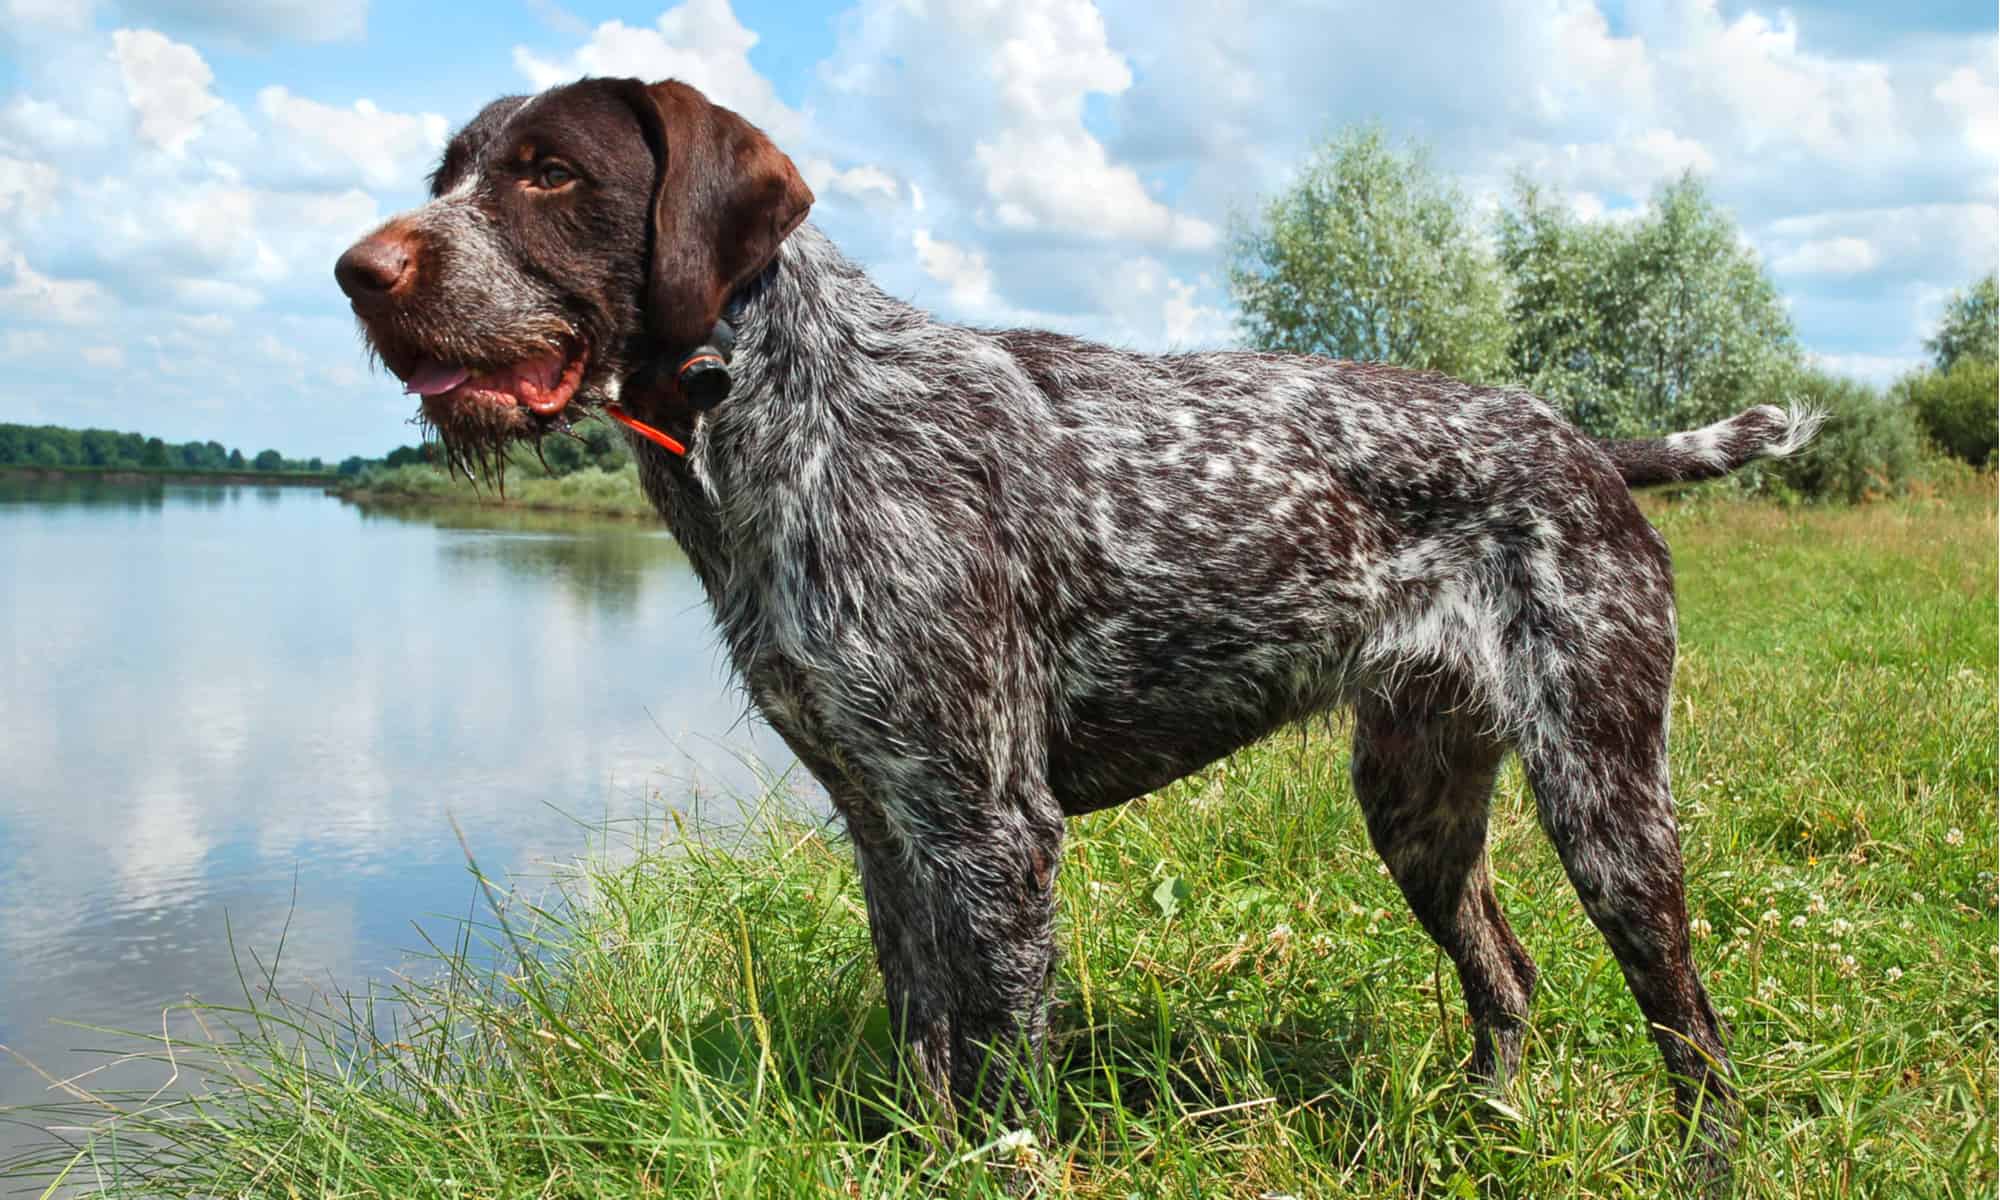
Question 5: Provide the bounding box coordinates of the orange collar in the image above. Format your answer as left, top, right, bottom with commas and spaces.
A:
603, 403, 688, 457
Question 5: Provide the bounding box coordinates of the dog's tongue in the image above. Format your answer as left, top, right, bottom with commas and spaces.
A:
404, 360, 470, 396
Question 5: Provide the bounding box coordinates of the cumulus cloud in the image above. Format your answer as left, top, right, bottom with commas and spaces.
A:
911, 229, 995, 309
111, 28, 220, 154
802, 159, 900, 206
1935, 65, 2000, 163
0, 154, 59, 219
514, 0, 804, 143
0, 240, 112, 324
257, 87, 449, 189
823, 0, 1215, 251
1775, 235, 1879, 277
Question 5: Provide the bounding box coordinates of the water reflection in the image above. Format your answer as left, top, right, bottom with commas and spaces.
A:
0, 479, 797, 1166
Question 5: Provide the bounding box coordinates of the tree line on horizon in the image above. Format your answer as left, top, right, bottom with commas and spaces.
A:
0, 423, 343, 475
1229, 127, 1997, 500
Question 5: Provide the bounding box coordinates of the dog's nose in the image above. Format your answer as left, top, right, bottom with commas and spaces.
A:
334, 232, 416, 311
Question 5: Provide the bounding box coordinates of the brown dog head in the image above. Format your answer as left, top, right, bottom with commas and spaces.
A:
333, 78, 812, 476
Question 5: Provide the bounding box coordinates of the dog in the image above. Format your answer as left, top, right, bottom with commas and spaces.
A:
335, 76, 1820, 1179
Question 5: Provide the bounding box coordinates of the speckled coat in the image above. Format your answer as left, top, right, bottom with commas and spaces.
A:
337, 78, 1822, 1185
634, 224, 1816, 1170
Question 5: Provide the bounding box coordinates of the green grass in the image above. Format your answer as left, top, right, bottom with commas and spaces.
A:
334, 462, 658, 519
5, 481, 1994, 1198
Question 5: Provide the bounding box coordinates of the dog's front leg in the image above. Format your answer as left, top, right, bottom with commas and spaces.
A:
843, 770, 1065, 1148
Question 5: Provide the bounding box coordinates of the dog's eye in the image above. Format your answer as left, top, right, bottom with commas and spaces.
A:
532, 161, 577, 190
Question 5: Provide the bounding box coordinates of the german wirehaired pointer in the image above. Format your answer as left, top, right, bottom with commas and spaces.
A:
336, 77, 1820, 1179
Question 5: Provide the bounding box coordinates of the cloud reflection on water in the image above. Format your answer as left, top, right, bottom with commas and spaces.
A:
0, 479, 799, 1157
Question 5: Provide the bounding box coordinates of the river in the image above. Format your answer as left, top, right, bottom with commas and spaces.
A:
0, 476, 797, 1166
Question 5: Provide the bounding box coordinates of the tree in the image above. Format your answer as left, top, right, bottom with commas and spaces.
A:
141, 436, 168, 468
1926, 272, 1997, 372
1496, 173, 1798, 437
1771, 369, 1923, 501
252, 449, 284, 472
1228, 126, 1510, 383
228, 449, 246, 469
1902, 357, 1999, 467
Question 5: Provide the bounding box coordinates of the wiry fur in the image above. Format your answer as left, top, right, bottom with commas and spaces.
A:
342, 79, 1827, 1187
633, 225, 1809, 1176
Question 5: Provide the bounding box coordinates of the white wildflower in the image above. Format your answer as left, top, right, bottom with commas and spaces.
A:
1760, 909, 1781, 928
1837, 955, 1858, 979
1885, 967, 1903, 983
1946, 827, 1964, 847
1829, 917, 1853, 938
1789, 915, 1809, 930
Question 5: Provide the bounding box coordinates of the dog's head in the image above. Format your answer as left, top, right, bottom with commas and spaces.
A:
333, 78, 813, 474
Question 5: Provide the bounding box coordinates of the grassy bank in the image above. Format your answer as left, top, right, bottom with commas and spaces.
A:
5, 481, 1994, 1198
332, 461, 657, 519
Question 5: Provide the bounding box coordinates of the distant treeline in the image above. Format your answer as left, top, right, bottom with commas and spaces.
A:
0, 423, 338, 476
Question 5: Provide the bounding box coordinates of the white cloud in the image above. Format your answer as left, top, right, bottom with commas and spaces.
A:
513, 0, 804, 143
118, 0, 368, 45
1935, 65, 2000, 163
976, 128, 1217, 249
0, 241, 110, 324
912, 229, 995, 309
0, 154, 59, 220
1766, 204, 1995, 285
2, 328, 53, 358
1645, 8, 1899, 164
971, 0, 1215, 247
1508, 128, 1716, 201
177, 312, 234, 336
1775, 235, 1879, 277
802, 158, 900, 206
110, 28, 221, 155
0, 95, 112, 155
257, 87, 448, 189
821, 0, 1216, 252
1807, 351, 1926, 387
6, 0, 91, 32
1093, 256, 1231, 347
81, 344, 125, 368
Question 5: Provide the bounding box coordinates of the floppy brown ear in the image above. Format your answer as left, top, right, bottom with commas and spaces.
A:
616, 79, 813, 350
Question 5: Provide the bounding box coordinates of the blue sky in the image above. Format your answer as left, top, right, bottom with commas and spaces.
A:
0, 0, 1992, 460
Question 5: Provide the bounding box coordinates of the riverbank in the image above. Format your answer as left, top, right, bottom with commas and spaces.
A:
0, 464, 340, 486
330, 462, 657, 519
4, 482, 1993, 1198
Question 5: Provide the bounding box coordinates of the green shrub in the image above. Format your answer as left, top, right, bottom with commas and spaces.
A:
1770, 369, 1924, 502
1901, 357, 1998, 468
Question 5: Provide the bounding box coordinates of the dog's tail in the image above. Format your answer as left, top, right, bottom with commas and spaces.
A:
1600, 404, 1825, 488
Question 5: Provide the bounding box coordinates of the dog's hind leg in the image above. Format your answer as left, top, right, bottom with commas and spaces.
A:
1352, 690, 1538, 1087
1520, 683, 1737, 1181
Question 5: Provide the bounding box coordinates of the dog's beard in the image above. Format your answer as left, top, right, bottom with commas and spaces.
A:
359, 314, 596, 491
